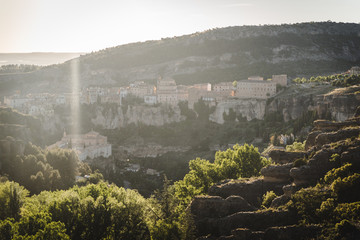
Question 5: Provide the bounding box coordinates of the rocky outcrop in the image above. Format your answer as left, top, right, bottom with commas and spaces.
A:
90, 104, 184, 129
268, 150, 306, 164
263, 225, 321, 240
190, 196, 256, 220
196, 210, 297, 237
208, 178, 287, 207
316, 86, 360, 122
193, 112, 360, 239
210, 99, 267, 123
261, 163, 293, 183
290, 149, 337, 185
315, 127, 360, 148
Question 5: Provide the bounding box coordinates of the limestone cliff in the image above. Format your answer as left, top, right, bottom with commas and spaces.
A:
91, 104, 184, 129
210, 99, 267, 123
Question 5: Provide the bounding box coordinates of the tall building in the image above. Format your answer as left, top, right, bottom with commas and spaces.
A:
157, 77, 178, 105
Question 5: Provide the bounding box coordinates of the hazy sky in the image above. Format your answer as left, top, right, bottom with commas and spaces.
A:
1, 0, 359, 53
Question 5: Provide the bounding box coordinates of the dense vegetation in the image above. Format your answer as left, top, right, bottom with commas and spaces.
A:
0, 65, 40, 74
0, 142, 88, 195
0, 142, 268, 239
293, 74, 360, 87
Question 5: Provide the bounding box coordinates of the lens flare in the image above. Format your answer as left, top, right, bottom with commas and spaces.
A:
70, 59, 80, 134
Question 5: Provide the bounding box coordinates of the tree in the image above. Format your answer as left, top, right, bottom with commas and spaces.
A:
0, 181, 29, 221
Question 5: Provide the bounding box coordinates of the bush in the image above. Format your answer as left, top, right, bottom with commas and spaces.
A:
286, 141, 305, 152
324, 163, 353, 185
262, 191, 277, 208
331, 173, 360, 202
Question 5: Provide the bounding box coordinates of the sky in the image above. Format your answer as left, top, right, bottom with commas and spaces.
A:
1, 0, 360, 53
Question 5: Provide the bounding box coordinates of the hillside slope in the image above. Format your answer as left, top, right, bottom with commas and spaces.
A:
0, 22, 360, 96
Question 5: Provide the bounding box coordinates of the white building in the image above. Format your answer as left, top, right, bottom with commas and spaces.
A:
48, 131, 112, 161
144, 95, 157, 105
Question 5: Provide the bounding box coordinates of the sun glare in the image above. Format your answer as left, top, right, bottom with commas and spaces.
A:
70, 59, 80, 134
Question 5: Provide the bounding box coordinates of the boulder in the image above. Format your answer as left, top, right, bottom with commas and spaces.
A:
261, 163, 293, 183
196, 210, 297, 237
290, 149, 337, 185
263, 224, 322, 240
268, 150, 306, 164
305, 130, 322, 150
208, 178, 286, 207
315, 127, 360, 148
270, 195, 291, 208
190, 195, 256, 220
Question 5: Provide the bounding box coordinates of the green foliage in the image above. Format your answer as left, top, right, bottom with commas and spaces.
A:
0, 143, 80, 194
0, 64, 40, 74
286, 141, 305, 152
88, 170, 104, 184
262, 191, 277, 208
0, 182, 153, 240
324, 163, 353, 185
287, 186, 330, 224
193, 99, 215, 121
331, 173, 360, 203
148, 177, 195, 240
0, 182, 29, 221
293, 74, 360, 88
178, 101, 196, 120
174, 144, 269, 207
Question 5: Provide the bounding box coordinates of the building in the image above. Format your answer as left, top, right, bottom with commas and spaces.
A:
48, 131, 112, 161
272, 74, 288, 86
144, 95, 157, 105
187, 84, 212, 109
129, 81, 155, 98
157, 77, 178, 105
176, 85, 189, 102
213, 82, 234, 97
235, 79, 276, 99
3, 94, 32, 108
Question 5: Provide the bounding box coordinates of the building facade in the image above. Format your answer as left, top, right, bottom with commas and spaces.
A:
48, 131, 112, 161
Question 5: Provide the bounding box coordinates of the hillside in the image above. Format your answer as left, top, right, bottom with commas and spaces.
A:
0, 22, 360, 97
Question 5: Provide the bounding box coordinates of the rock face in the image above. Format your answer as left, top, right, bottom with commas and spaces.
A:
263, 225, 322, 240
268, 150, 306, 164
208, 179, 287, 207
314, 127, 360, 148
261, 163, 293, 183
196, 210, 297, 237
190, 196, 256, 220
210, 99, 267, 123
316, 86, 360, 122
90, 104, 184, 129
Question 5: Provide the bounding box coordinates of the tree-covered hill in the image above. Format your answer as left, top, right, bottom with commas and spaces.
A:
1, 22, 360, 96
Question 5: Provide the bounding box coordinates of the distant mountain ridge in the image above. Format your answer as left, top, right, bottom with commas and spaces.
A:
1, 22, 360, 95
0, 52, 84, 67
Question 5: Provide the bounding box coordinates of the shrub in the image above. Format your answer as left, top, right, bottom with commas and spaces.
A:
262, 191, 277, 208
324, 163, 353, 185
331, 173, 360, 202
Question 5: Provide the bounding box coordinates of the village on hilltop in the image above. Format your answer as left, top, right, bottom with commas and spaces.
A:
2, 74, 287, 117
